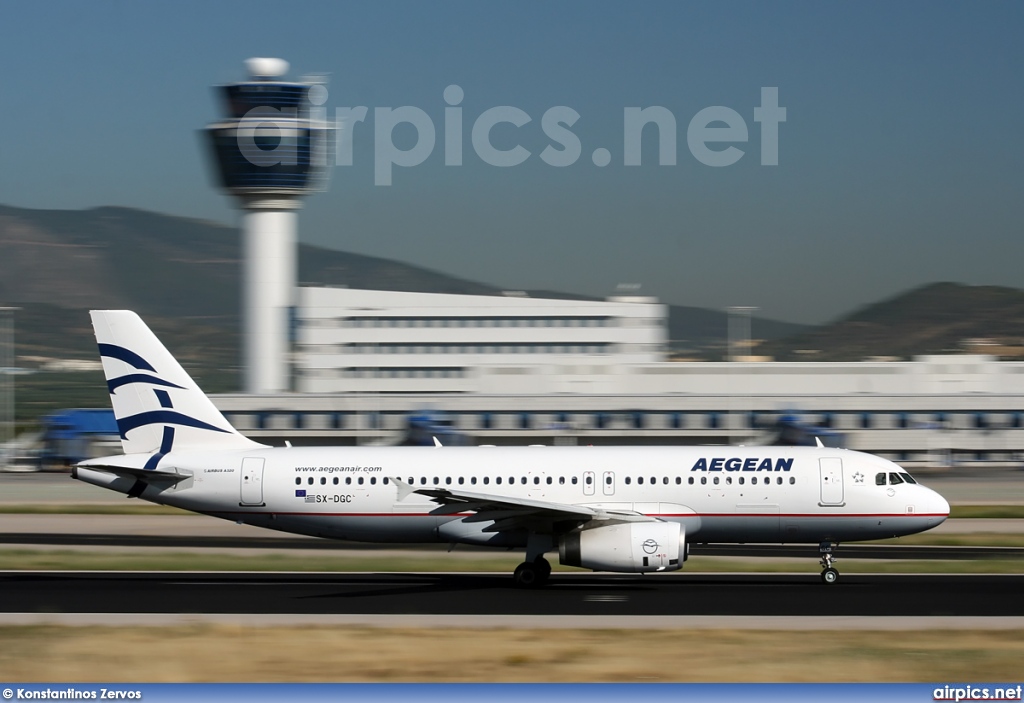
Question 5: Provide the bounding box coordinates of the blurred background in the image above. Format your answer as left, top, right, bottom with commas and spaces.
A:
1, 1, 1023, 470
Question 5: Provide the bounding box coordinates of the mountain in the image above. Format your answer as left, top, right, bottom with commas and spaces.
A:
0, 204, 806, 377
758, 282, 1024, 361
8, 203, 1019, 403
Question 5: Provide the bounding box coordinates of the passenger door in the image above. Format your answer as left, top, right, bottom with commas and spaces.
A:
819, 457, 844, 506
240, 457, 265, 506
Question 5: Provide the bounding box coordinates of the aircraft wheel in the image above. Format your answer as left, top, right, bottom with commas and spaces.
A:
534, 557, 552, 580
821, 567, 839, 585
513, 561, 545, 589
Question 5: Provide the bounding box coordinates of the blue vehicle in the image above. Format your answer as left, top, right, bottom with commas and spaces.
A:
401, 409, 470, 446
38, 409, 120, 470
770, 411, 846, 448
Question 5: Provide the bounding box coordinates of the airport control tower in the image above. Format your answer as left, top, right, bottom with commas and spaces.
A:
205, 58, 332, 394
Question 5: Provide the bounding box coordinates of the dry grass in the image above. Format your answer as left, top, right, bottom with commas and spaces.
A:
1, 626, 1023, 682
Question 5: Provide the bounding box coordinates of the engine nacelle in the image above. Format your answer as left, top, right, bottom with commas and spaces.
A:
558, 521, 685, 573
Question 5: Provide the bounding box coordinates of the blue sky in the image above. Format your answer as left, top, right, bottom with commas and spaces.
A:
2, 1, 1022, 323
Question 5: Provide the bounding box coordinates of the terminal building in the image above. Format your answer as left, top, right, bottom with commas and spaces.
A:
212, 287, 1024, 468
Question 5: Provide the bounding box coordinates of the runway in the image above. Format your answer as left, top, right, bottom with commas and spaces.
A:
3, 571, 1024, 618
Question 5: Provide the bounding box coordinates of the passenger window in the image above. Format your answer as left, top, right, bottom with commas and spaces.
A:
625, 477, 631, 485
295, 477, 301, 485
738, 477, 744, 485
307, 477, 313, 485
889, 472, 904, 485
346, 477, 352, 485
585, 476, 592, 485
675, 477, 681, 485
319, 476, 326, 485
572, 477, 578, 485
496, 477, 502, 485
383, 478, 389, 485
471, 477, 477, 485
370, 477, 376, 485
432, 477, 438, 485
713, 477, 719, 485
638, 477, 644, 485
445, 477, 451, 485
789, 477, 795, 485
458, 477, 464, 485
725, 477, 732, 485
484, 477, 490, 485
688, 477, 694, 485
700, 477, 707, 485
777, 477, 783, 485
663, 477, 669, 485
332, 477, 338, 485
546, 477, 552, 485
420, 477, 427, 485
358, 477, 364, 485
876, 473, 886, 486
751, 477, 757, 485
559, 477, 565, 485
605, 475, 612, 485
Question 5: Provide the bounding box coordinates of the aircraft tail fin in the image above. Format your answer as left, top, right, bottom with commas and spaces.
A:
90, 310, 263, 456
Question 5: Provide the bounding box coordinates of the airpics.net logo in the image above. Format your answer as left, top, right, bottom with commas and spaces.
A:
236, 85, 786, 186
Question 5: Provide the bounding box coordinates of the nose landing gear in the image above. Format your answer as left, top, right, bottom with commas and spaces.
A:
819, 541, 839, 584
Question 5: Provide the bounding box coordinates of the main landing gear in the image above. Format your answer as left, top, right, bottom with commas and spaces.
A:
819, 541, 839, 584
514, 535, 554, 588
513, 557, 551, 588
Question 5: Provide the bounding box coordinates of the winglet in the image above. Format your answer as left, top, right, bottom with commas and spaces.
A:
433, 436, 443, 447
815, 436, 824, 448
390, 476, 418, 501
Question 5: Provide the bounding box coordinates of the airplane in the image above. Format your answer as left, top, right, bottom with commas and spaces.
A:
74, 310, 951, 587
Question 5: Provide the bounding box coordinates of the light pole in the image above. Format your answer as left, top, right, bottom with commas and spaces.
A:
727, 306, 758, 444
0, 307, 17, 463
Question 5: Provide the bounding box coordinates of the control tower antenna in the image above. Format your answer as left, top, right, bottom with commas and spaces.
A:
204, 58, 333, 394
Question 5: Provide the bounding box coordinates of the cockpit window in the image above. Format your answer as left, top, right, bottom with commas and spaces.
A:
902, 472, 917, 484
888, 472, 904, 485
875, 473, 886, 486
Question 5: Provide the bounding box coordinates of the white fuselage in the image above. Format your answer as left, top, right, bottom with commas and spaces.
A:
76, 444, 949, 548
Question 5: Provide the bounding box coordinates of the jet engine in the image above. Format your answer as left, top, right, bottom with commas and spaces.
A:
558, 521, 685, 573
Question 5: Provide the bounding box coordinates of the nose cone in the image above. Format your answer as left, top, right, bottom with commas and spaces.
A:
926, 488, 950, 527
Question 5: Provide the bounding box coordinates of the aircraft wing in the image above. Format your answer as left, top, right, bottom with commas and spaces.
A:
391, 478, 657, 534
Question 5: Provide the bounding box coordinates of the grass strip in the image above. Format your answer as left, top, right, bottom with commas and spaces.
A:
1, 625, 1023, 681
